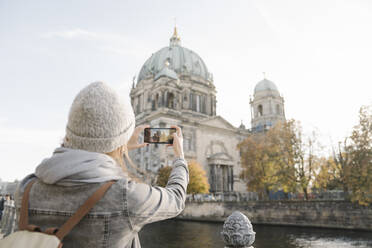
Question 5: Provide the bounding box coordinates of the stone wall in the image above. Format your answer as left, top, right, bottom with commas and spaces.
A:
178, 201, 372, 231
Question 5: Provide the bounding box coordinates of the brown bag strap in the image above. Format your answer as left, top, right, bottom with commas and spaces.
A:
19, 178, 115, 241
19, 179, 37, 230
55, 180, 116, 240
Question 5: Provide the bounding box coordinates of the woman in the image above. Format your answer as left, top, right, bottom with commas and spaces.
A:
15, 82, 189, 247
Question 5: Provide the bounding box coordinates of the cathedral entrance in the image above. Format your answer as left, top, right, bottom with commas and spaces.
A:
205, 142, 235, 193
209, 164, 233, 193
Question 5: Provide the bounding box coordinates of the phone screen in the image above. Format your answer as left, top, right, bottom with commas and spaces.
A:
144, 128, 176, 144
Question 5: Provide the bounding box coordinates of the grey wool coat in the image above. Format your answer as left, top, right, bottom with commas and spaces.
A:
15, 148, 189, 248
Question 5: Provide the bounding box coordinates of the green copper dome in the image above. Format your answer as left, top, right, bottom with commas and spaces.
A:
137, 28, 211, 83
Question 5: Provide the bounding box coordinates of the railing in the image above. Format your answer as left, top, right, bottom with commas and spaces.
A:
186, 192, 259, 202
186, 190, 347, 202
0, 200, 16, 237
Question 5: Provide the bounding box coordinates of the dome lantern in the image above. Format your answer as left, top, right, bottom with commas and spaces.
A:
170, 26, 181, 47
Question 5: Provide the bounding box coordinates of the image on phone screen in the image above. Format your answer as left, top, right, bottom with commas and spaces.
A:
144, 128, 176, 144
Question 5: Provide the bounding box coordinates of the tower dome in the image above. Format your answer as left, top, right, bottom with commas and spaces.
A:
137, 27, 212, 83
254, 78, 279, 94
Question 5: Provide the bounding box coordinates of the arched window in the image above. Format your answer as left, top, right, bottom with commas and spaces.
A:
151, 96, 155, 110
276, 104, 281, 114
161, 92, 165, 107
258, 105, 263, 116
167, 92, 175, 109
155, 93, 159, 109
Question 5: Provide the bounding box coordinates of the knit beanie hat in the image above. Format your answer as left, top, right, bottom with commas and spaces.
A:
64, 81, 135, 153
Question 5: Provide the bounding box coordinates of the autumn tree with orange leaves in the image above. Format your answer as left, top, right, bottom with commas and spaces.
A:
156, 160, 210, 194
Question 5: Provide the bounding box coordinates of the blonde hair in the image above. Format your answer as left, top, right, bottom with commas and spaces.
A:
63, 137, 145, 182
105, 145, 146, 182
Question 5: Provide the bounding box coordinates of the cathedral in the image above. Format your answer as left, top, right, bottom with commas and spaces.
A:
130, 28, 285, 193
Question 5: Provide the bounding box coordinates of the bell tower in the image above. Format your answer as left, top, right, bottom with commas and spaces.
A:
250, 75, 285, 132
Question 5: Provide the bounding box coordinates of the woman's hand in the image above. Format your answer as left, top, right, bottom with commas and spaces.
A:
127, 124, 150, 150
169, 125, 184, 159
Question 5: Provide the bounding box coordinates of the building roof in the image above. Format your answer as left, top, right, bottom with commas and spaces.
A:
137, 28, 211, 83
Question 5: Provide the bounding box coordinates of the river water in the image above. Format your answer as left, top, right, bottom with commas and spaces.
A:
139, 219, 372, 248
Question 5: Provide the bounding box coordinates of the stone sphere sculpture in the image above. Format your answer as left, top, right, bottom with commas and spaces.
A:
221, 211, 256, 248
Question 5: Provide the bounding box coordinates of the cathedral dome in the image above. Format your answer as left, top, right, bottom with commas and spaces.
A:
137, 28, 211, 83
254, 78, 279, 94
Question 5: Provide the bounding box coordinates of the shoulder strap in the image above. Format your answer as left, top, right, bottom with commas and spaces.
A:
55, 181, 116, 240
18, 178, 115, 241
19, 179, 37, 230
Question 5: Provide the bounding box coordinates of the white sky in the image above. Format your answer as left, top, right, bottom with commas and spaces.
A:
0, 0, 371, 182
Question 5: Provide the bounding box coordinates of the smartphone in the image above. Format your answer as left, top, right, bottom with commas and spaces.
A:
144, 128, 176, 144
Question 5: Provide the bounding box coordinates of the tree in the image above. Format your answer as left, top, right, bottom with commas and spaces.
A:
313, 104, 372, 205
265, 120, 298, 194
293, 129, 322, 200
239, 120, 321, 200
347, 105, 372, 205
314, 156, 341, 190
332, 139, 352, 194
156, 166, 172, 188
314, 140, 351, 193
156, 160, 210, 194
238, 133, 281, 199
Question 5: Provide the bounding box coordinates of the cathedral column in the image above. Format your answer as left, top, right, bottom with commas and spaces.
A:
216, 164, 221, 192
229, 166, 234, 192
209, 164, 216, 192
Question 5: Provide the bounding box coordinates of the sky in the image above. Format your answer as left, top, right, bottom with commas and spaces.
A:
0, 0, 371, 182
